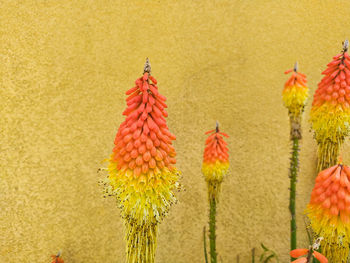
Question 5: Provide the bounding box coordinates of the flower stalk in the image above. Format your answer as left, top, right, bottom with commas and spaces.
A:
282, 63, 308, 260
202, 123, 229, 263
289, 137, 299, 260
209, 198, 217, 263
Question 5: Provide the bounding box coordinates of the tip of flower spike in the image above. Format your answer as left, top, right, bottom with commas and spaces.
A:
51, 251, 64, 263
294, 61, 298, 72
284, 62, 299, 74
144, 58, 151, 73
216, 121, 219, 132
343, 39, 349, 52
338, 156, 343, 165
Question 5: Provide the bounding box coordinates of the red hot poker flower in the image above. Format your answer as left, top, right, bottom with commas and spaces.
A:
202, 123, 229, 200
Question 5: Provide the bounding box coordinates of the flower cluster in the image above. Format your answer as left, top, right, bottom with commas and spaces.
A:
310, 41, 350, 170
105, 60, 180, 262
307, 162, 350, 262
202, 125, 229, 200
282, 65, 308, 118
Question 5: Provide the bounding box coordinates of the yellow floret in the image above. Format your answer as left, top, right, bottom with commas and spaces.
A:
202, 161, 229, 200
282, 85, 308, 117
106, 158, 180, 226
307, 205, 350, 263
104, 157, 180, 263
310, 103, 350, 143
310, 103, 350, 170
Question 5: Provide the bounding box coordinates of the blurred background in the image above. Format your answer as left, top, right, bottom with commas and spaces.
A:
2, 0, 350, 262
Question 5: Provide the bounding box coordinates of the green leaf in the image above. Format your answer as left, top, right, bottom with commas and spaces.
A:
263, 254, 275, 263
261, 243, 269, 252
259, 252, 265, 262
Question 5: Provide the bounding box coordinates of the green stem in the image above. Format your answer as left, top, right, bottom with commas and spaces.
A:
204, 227, 208, 263
251, 248, 255, 263
289, 137, 299, 261
209, 198, 217, 263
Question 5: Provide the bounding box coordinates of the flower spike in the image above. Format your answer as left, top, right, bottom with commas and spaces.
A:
103, 59, 180, 263
307, 161, 350, 262
282, 63, 308, 122
310, 40, 350, 171
202, 123, 229, 201
282, 64, 308, 256
202, 123, 229, 263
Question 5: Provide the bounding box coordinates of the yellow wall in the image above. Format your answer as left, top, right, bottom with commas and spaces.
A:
3, 1, 350, 262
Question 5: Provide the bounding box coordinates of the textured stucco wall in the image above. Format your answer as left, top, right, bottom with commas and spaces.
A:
3, 1, 350, 262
